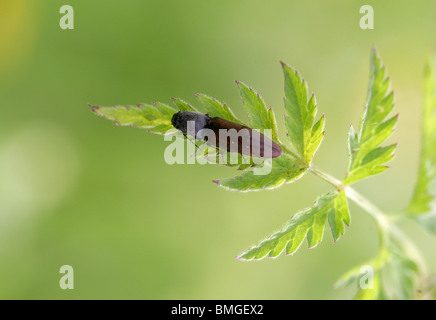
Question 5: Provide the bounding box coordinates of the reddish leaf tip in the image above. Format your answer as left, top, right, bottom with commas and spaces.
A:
89, 105, 100, 111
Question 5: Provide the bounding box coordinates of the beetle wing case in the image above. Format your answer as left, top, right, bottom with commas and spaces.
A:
171, 111, 282, 158
207, 117, 282, 158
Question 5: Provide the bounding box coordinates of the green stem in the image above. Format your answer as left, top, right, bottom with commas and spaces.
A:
308, 165, 427, 277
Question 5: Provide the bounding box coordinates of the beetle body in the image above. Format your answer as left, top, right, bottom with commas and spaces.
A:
171, 111, 282, 159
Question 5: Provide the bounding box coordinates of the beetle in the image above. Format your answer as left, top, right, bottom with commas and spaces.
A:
171, 111, 282, 159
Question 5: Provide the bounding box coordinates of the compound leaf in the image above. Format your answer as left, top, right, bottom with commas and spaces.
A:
237, 191, 349, 260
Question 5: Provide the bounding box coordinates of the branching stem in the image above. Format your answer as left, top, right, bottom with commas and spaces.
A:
308, 165, 428, 279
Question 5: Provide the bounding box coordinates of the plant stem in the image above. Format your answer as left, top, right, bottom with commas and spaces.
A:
309, 165, 389, 226
308, 165, 427, 277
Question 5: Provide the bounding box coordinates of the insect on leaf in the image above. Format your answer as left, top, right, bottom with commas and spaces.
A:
212, 81, 309, 192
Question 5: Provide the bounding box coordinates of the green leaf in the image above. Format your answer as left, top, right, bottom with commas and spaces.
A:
344, 48, 398, 185
210, 81, 310, 192
407, 56, 436, 233
91, 97, 202, 135
353, 274, 382, 300
170, 97, 199, 112
194, 94, 241, 124
237, 191, 349, 260
213, 153, 306, 192
90, 103, 177, 134
379, 251, 420, 300
334, 247, 389, 295
335, 233, 421, 300
281, 61, 325, 164
236, 81, 280, 142
196, 144, 258, 169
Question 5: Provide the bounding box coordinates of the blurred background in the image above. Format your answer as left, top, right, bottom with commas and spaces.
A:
0, 0, 435, 299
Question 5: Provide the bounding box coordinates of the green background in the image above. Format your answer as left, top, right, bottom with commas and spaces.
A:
0, 0, 435, 299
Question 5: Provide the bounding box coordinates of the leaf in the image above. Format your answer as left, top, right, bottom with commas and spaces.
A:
211, 80, 311, 192
281, 61, 325, 164
344, 48, 398, 185
91, 97, 202, 135
237, 191, 349, 260
353, 274, 382, 300
196, 144, 258, 169
194, 94, 241, 124
214, 153, 306, 192
407, 56, 436, 234
335, 236, 421, 300
91, 68, 318, 193
334, 248, 389, 292
236, 81, 280, 142
90, 103, 177, 134
379, 251, 420, 300
170, 97, 199, 112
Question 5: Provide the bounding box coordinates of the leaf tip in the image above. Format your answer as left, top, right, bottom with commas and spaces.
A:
89, 104, 100, 112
